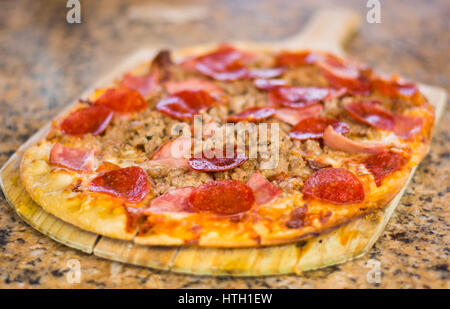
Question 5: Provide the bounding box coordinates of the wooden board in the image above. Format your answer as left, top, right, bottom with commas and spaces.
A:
0, 8, 447, 276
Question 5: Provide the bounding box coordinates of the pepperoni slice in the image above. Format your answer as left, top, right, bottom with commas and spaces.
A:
290, 117, 350, 140
147, 187, 195, 214
183, 45, 254, 81
323, 125, 386, 154
60, 105, 113, 136
372, 75, 424, 104
303, 168, 365, 205
88, 166, 149, 203
248, 67, 285, 79
276, 51, 320, 67
188, 151, 248, 172
197, 65, 249, 81
188, 180, 255, 215
269, 86, 332, 108
246, 172, 281, 205
274, 104, 323, 126
94, 87, 147, 114
344, 101, 395, 130
226, 107, 276, 122
253, 78, 286, 90
364, 150, 409, 186
49, 143, 94, 172
156, 90, 214, 120
317, 54, 371, 95
344, 101, 424, 140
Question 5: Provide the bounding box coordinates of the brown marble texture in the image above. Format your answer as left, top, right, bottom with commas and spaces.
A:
0, 0, 448, 288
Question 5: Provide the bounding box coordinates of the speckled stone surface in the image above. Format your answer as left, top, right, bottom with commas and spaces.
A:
0, 0, 448, 288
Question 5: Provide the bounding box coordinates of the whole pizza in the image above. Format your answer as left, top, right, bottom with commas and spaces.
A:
20, 44, 435, 247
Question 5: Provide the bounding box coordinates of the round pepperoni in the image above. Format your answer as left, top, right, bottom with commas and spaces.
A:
188, 151, 248, 172
226, 107, 276, 122
269, 86, 331, 108
89, 166, 149, 203
197, 64, 249, 81
253, 78, 286, 90
276, 51, 320, 67
94, 87, 147, 114
372, 76, 420, 101
60, 105, 113, 136
317, 55, 371, 95
364, 150, 409, 186
188, 180, 255, 215
156, 90, 214, 120
344, 101, 395, 130
192, 45, 253, 81
303, 168, 365, 205
248, 67, 285, 79
197, 45, 253, 70
290, 117, 350, 140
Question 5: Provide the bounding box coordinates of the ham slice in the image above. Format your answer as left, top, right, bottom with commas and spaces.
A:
120, 72, 159, 97
146, 187, 194, 214
274, 104, 323, 126
253, 78, 286, 90
147, 137, 192, 168
163, 78, 224, 96
246, 172, 281, 205
49, 143, 94, 172
323, 126, 386, 154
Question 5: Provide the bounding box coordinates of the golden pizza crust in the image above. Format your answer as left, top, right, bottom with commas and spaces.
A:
134, 165, 411, 247
20, 140, 136, 240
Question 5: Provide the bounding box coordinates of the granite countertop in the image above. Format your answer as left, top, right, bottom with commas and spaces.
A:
0, 0, 448, 288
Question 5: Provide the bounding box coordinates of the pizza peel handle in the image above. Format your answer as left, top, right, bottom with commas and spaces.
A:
275, 8, 360, 55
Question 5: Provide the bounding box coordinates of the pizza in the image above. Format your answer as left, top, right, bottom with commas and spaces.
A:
20, 44, 435, 247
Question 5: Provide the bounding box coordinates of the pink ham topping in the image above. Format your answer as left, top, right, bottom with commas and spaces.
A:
146, 187, 195, 214
148, 137, 192, 168
269, 86, 344, 108
120, 72, 159, 96
316, 54, 371, 95
49, 143, 95, 172
164, 78, 224, 96
323, 125, 386, 154
246, 172, 281, 205
274, 104, 323, 126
